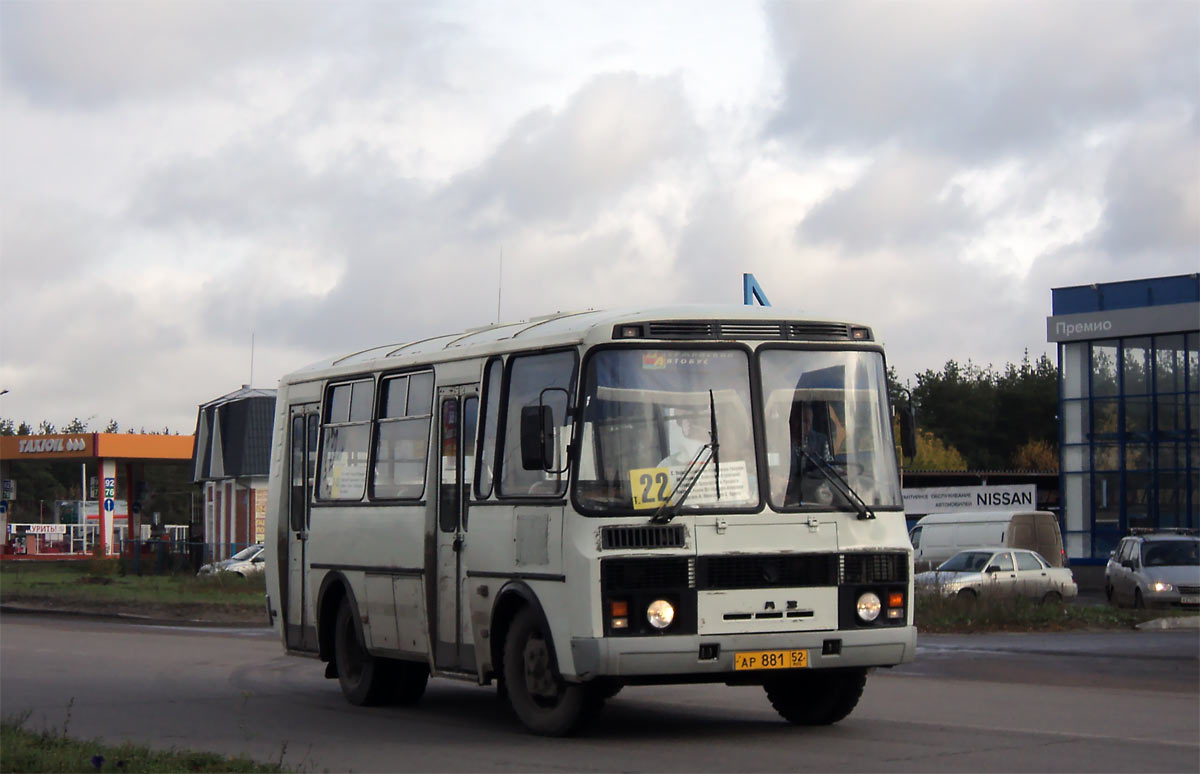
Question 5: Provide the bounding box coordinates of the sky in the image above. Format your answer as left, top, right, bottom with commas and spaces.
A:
1, 0, 1197, 433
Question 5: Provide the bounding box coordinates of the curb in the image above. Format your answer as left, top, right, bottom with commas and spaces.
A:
1135, 615, 1200, 631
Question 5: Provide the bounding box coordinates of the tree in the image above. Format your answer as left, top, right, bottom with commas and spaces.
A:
907, 352, 1058, 470
0, 418, 14, 436
1012, 439, 1058, 472
37, 420, 56, 435
913, 430, 968, 471
62, 417, 89, 433
104, 419, 119, 433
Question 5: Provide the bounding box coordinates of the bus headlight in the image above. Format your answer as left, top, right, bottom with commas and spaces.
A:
647, 599, 675, 629
856, 592, 882, 622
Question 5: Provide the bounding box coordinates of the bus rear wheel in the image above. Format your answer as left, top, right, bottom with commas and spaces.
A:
502, 607, 602, 736
764, 668, 867, 726
334, 598, 388, 706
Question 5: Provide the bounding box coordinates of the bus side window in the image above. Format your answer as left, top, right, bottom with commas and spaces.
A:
371, 371, 434, 499
318, 379, 374, 501
475, 358, 503, 499
499, 350, 576, 497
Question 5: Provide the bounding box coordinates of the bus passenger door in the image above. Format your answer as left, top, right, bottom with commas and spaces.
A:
434, 388, 478, 671
284, 406, 319, 652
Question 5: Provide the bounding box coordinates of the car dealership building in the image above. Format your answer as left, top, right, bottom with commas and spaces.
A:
1047, 274, 1199, 563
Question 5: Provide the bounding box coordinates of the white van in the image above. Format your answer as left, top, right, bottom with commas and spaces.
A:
909, 511, 1065, 572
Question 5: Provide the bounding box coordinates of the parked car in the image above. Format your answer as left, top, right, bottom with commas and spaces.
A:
915, 547, 1078, 603
197, 544, 265, 577
1105, 532, 1200, 609
909, 511, 1066, 572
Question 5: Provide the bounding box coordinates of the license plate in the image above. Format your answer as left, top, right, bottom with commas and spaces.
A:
1181, 595, 1199, 606
734, 649, 808, 671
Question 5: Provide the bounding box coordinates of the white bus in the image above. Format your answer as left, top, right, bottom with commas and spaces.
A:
264, 305, 916, 735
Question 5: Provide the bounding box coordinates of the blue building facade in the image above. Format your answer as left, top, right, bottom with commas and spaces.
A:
1047, 274, 1199, 562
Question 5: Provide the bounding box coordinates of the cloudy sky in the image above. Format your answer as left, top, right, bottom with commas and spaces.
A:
1, 0, 1197, 433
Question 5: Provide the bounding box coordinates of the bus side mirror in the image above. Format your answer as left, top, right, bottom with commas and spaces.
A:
899, 405, 917, 460
520, 405, 554, 470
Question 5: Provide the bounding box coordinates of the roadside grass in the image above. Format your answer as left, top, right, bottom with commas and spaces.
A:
914, 590, 1194, 632
1, 710, 290, 773
0, 560, 265, 610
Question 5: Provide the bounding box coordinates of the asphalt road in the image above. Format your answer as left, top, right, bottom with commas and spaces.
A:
1, 613, 1197, 773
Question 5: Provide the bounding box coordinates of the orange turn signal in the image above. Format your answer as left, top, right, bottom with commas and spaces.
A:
888, 592, 904, 608
611, 600, 628, 617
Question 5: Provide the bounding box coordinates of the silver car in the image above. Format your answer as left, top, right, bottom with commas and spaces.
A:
915, 547, 1079, 603
1105, 533, 1200, 609
197, 544, 265, 577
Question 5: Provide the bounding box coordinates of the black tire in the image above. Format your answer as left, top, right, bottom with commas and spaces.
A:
333, 598, 388, 706
1133, 588, 1145, 609
502, 607, 603, 736
1105, 584, 1115, 605
956, 588, 977, 603
1041, 590, 1063, 605
764, 668, 867, 726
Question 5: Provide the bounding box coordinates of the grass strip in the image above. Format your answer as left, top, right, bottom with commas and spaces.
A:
1, 712, 289, 773
1, 560, 264, 609
914, 590, 1193, 632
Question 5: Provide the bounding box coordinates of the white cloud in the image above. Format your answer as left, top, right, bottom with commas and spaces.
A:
0, 0, 1196, 433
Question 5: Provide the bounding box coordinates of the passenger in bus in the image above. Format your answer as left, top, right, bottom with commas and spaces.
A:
657, 412, 711, 470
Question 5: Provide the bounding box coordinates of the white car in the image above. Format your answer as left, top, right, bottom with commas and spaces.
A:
915, 547, 1078, 603
1105, 533, 1200, 609
197, 544, 265, 577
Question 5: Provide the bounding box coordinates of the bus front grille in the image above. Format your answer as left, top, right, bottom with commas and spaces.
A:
840, 552, 909, 584
696, 554, 838, 589
602, 557, 692, 591
601, 524, 687, 550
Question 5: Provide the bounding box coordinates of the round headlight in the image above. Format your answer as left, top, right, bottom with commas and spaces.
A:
856, 592, 882, 622
646, 599, 675, 629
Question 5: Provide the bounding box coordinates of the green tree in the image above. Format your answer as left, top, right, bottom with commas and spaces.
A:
909, 353, 1058, 470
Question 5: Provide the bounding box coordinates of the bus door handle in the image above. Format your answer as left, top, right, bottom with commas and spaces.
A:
295, 531, 308, 541
452, 535, 464, 552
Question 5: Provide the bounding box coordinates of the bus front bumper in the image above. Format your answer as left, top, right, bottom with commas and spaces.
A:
568, 625, 917, 681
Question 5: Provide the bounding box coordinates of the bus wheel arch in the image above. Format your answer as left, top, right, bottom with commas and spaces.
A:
316, 571, 359, 669
489, 582, 557, 682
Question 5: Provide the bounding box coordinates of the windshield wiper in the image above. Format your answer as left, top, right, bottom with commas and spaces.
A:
650, 391, 720, 525
798, 448, 875, 520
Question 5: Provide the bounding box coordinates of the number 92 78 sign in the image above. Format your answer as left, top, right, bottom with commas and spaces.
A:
629, 467, 671, 510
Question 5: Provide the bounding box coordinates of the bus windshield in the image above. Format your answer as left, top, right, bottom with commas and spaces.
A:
575, 348, 759, 514
759, 349, 902, 511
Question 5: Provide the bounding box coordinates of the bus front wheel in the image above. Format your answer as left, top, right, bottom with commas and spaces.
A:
334, 597, 388, 706
764, 667, 867, 726
502, 607, 602, 736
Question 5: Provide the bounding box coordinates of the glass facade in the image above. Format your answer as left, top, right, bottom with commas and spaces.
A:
1058, 332, 1199, 560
